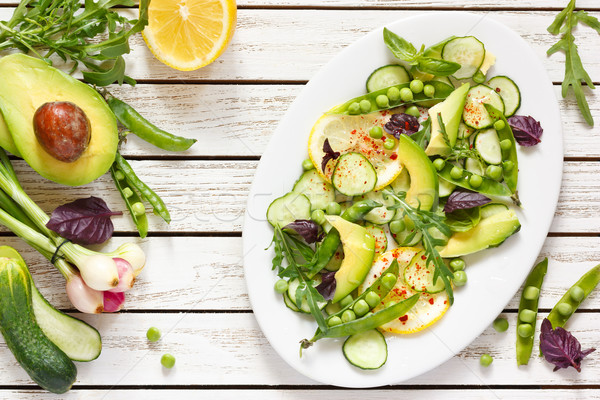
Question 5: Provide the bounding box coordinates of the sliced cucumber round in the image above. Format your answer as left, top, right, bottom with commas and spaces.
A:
287, 277, 327, 313
283, 292, 300, 312
355, 189, 395, 224
487, 76, 521, 117
391, 216, 423, 246
463, 84, 505, 129
343, 329, 388, 370
366, 64, 411, 92
403, 251, 445, 294
390, 167, 410, 193
292, 169, 335, 210
465, 157, 484, 175
438, 177, 456, 198
442, 36, 486, 79
458, 122, 475, 140
331, 152, 377, 196
365, 223, 388, 254
474, 128, 502, 165
267, 192, 311, 228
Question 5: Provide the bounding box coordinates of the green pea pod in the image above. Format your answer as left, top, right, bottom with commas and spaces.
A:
310, 294, 419, 341
110, 165, 148, 238
341, 199, 382, 222
516, 258, 547, 366
327, 81, 454, 115
437, 165, 512, 197
547, 263, 600, 329
106, 95, 197, 152
485, 104, 518, 194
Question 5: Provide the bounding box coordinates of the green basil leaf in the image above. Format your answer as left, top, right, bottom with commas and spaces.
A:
445, 207, 481, 233
383, 27, 417, 62
417, 57, 460, 76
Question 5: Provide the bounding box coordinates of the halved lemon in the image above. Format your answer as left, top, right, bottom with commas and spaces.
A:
142, 0, 237, 71
358, 248, 450, 334
308, 112, 403, 191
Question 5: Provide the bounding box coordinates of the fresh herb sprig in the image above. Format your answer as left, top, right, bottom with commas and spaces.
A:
383, 28, 460, 77
383, 189, 455, 304
0, 0, 149, 86
437, 113, 485, 165
547, 0, 600, 126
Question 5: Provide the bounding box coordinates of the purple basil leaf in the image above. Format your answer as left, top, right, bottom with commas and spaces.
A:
508, 115, 543, 147
443, 189, 491, 213
384, 113, 420, 139
46, 196, 122, 245
316, 271, 336, 300
283, 219, 321, 244
321, 138, 340, 172
540, 318, 595, 372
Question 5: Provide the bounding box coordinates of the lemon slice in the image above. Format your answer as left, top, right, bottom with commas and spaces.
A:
308, 112, 403, 191
142, 0, 237, 71
359, 248, 450, 334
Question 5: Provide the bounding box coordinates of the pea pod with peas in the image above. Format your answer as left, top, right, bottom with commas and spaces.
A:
485, 104, 518, 194
434, 160, 512, 197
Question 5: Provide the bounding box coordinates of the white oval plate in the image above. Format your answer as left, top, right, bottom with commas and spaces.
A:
243, 12, 563, 387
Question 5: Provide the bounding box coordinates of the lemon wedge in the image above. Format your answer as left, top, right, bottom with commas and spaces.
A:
142, 0, 236, 71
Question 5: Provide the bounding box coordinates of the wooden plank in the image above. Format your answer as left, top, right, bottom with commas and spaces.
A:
1, 312, 600, 386
0, 10, 597, 83
111, 84, 598, 158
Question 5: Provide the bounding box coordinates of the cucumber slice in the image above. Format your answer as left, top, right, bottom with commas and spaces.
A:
325, 301, 341, 316
267, 192, 311, 228
391, 216, 423, 246
403, 250, 446, 293
355, 189, 395, 224
292, 169, 335, 210
487, 76, 521, 117
463, 84, 505, 129
283, 292, 300, 312
480, 203, 509, 219
465, 157, 484, 175
366, 64, 411, 92
365, 223, 388, 254
442, 36, 486, 79
332, 152, 377, 196
458, 122, 475, 139
287, 277, 327, 313
343, 329, 388, 370
390, 167, 410, 193
438, 177, 456, 197
474, 128, 502, 165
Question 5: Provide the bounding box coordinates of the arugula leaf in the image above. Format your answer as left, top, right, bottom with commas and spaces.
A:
410, 118, 431, 149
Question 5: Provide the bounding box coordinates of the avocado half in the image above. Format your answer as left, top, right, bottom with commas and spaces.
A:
0, 54, 118, 186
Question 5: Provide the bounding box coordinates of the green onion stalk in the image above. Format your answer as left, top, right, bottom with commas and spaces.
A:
0, 149, 146, 312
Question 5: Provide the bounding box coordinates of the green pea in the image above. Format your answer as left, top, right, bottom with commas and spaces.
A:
493, 317, 509, 332
365, 291, 381, 308
517, 323, 533, 338
387, 86, 400, 101
389, 219, 405, 234
405, 105, 420, 117
453, 270, 467, 286
502, 161, 514, 172
115, 170, 125, 181
348, 102, 361, 115
494, 120, 506, 131
523, 286, 540, 301
326, 202, 342, 216
328, 316, 342, 327
570, 285, 585, 303
433, 158, 446, 171
131, 202, 146, 216
369, 126, 383, 139
409, 79, 424, 94
423, 84, 435, 98
274, 279, 288, 294
557, 302, 573, 317
376, 94, 390, 108
449, 258, 465, 271
382, 273, 397, 289
146, 327, 161, 342
341, 309, 356, 323
469, 174, 483, 188
311, 209, 326, 225
479, 353, 493, 367
519, 309, 537, 324
302, 158, 315, 170
500, 138, 512, 151
353, 299, 370, 317
400, 87, 414, 102
161, 354, 176, 369
485, 165, 503, 181
383, 137, 396, 150
122, 187, 134, 198
340, 294, 354, 309
450, 166, 463, 180
360, 99, 372, 113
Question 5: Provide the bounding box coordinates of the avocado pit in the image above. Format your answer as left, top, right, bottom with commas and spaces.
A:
33, 101, 91, 163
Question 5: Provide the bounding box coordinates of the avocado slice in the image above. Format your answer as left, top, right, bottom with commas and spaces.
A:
325, 215, 375, 303
398, 134, 438, 211
0, 54, 118, 186
439, 208, 521, 257
425, 83, 470, 156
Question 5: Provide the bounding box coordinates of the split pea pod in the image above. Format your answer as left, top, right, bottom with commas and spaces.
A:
110, 165, 149, 238
485, 104, 518, 194
547, 263, 600, 329
106, 94, 197, 152
516, 258, 547, 366
327, 81, 454, 115
435, 162, 512, 197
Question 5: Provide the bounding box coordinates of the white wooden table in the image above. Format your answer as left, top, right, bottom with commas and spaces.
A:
0, 0, 599, 398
